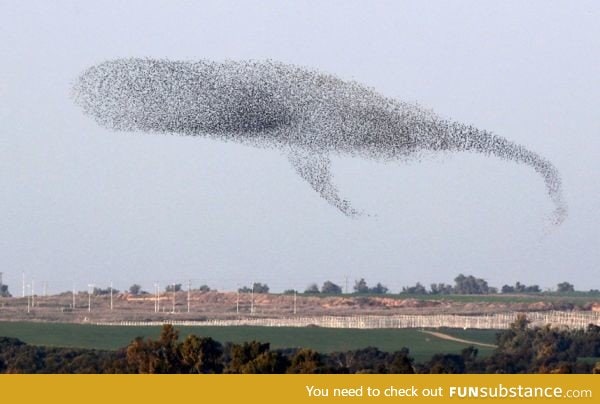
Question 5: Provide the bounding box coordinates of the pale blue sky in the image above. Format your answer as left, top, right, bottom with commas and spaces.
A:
1, 1, 599, 294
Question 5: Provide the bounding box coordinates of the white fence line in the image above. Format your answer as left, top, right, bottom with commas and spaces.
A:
94, 310, 600, 329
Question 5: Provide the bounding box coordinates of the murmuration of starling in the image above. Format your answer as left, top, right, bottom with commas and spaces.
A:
72, 58, 567, 224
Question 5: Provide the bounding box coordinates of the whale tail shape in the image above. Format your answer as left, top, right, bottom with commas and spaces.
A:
439, 122, 567, 225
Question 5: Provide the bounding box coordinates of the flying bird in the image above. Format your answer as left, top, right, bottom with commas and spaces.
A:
72, 58, 566, 224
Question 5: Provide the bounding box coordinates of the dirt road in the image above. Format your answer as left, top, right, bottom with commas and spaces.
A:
420, 330, 498, 348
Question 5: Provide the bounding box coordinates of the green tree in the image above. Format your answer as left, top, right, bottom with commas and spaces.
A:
353, 279, 388, 294
388, 349, 415, 373
353, 278, 369, 294
370, 283, 388, 294
304, 284, 320, 294
125, 324, 180, 373
0, 284, 11, 298
225, 341, 271, 373
287, 348, 325, 373
453, 274, 490, 294
429, 283, 453, 295
93, 286, 117, 295
321, 281, 342, 294
239, 351, 289, 374
179, 335, 223, 373
252, 283, 269, 294
423, 353, 466, 374
401, 282, 427, 295
525, 285, 541, 293
128, 284, 142, 295
165, 284, 182, 292
333, 347, 391, 374
557, 282, 575, 293
502, 282, 540, 293
501, 284, 515, 293
238, 283, 269, 294
485, 315, 581, 373
126, 336, 159, 373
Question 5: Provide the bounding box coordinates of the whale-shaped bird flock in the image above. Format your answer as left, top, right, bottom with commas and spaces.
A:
73, 59, 566, 224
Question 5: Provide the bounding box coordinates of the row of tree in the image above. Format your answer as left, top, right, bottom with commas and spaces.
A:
0, 276, 589, 298
2, 319, 600, 374
402, 275, 493, 295
295, 278, 389, 295
127, 283, 211, 296
130, 276, 581, 296
401, 275, 581, 296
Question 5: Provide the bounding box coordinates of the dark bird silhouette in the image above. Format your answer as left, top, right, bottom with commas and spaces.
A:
73, 58, 566, 224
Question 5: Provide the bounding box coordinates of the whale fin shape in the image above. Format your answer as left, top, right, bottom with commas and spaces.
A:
288, 149, 360, 217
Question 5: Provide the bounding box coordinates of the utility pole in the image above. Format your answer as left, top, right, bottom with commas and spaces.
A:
155, 283, 160, 313
31, 279, 35, 308
153, 283, 157, 313
171, 283, 175, 314
187, 280, 191, 313
110, 281, 113, 311
293, 290, 297, 315
72, 283, 76, 309
87, 284, 94, 313
26, 284, 31, 313
250, 283, 254, 314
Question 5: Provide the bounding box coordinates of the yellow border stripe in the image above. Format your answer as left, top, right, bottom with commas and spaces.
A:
0, 374, 597, 403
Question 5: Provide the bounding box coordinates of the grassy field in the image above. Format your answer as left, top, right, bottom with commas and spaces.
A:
0, 321, 498, 362
436, 328, 499, 344
385, 292, 600, 304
